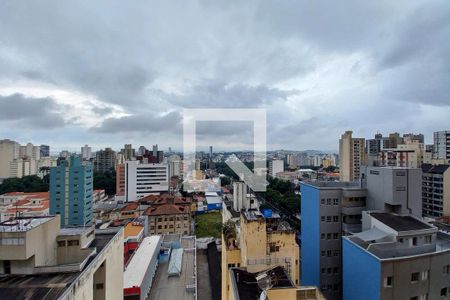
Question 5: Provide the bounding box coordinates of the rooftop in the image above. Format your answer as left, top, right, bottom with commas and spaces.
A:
301, 181, 363, 189
422, 163, 450, 174
124, 222, 144, 239
124, 236, 161, 288
148, 236, 196, 300
370, 212, 433, 231
144, 204, 190, 216
0, 216, 54, 232
230, 266, 294, 300
0, 230, 119, 299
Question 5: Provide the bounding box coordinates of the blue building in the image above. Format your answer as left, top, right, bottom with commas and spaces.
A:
300, 181, 367, 299
50, 156, 93, 227
343, 211, 449, 300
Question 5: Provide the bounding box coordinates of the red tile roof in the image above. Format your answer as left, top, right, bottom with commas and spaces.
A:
138, 194, 192, 205
144, 204, 190, 216
120, 202, 139, 212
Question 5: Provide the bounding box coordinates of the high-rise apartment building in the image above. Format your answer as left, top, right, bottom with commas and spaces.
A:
301, 181, 367, 299
50, 156, 94, 226
19, 143, 41, 161
40, 144, 50, 157
122, 144, 135, 161
81, 144, 92, 161
301, 166, 422, 299
422, 164, 450, 218
94, 147, 116, 173
339, 131, 366, 181
0, 139, 20, 179
343, 211, 450, 300
269, 159, 284, 177
433, 130, 450, 161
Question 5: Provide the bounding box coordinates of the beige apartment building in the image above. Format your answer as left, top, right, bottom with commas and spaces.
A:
339, 131, 366, 181
222, 210, 300, 300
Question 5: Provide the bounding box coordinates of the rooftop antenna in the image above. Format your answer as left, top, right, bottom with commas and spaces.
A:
256, 270, 277, 300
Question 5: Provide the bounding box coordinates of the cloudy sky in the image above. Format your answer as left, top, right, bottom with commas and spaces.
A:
0, 1, 449, 152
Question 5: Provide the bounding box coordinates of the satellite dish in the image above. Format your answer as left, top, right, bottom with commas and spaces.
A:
256, 270, 278, 300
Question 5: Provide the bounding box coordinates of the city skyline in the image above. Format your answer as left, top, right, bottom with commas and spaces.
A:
1, 1, 449, 151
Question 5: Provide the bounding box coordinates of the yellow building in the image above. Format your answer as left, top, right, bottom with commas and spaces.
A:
222, 210, 300, 300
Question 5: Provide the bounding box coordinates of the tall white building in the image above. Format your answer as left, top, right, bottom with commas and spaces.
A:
19, 143, 40, 161
9, 158, 38, 178
269, 159, 284, 177
123, 161, 169, 202
81, 144, 92, 161
433, 130, 450, 161
0, 139, 20, 179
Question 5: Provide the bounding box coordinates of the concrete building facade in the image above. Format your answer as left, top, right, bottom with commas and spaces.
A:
433, 130, 450, 161
269, 159, 284, 177
422, 164, 450, 218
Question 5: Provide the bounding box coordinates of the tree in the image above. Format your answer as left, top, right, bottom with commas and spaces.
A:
93, 170, 116, 195
0, 175, 49, 194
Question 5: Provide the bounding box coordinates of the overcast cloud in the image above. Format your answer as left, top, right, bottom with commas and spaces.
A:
0, 1, 449, 152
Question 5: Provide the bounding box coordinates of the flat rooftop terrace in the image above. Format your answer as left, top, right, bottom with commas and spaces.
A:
0, 231, 117, 299
370, 212, 433, 231
148, 236, 196, 300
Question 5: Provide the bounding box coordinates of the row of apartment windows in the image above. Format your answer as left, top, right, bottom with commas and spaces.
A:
156, 223, 188, 229
321, 267, 339, 275
321, 215, 339, 222
320, 250, 339, 257
321, 233, 339, 240
157, 216, 188, 222
320, 284, 339, 292
385, 266, 450, 288
320, 198, 339, 205
57, 240, 80, 247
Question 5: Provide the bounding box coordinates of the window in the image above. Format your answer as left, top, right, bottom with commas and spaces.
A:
384, 276, 393, 287
421, 270, 429, 281
333, 198, 339, 205
410, 297, 418, 300
424, 235, 432, 244
326, 250, 332, 257
412, 237, 417, 246
326, 216, 332, 222
419, 294, 428, 300
333, 267, 339, 274
441, 288, 447, 296
326, 199, 331, 205
333, 233, 339, 239
333, 250, 339, 257
321, 268, 325, 274
398, 238, 403, 243
321, 251, 325, 257
68, 240, 79, 246
327, 233, 331, 240
57, 240, 66, 247
321, 233, 325, 239
327, 268, 331, 274
96, 283, 104, 290
411, 272, 419, 283
321, 199, 325, 205
333, 216, 339, 222
321, 216, 326, 222
443, 265, 450, 274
